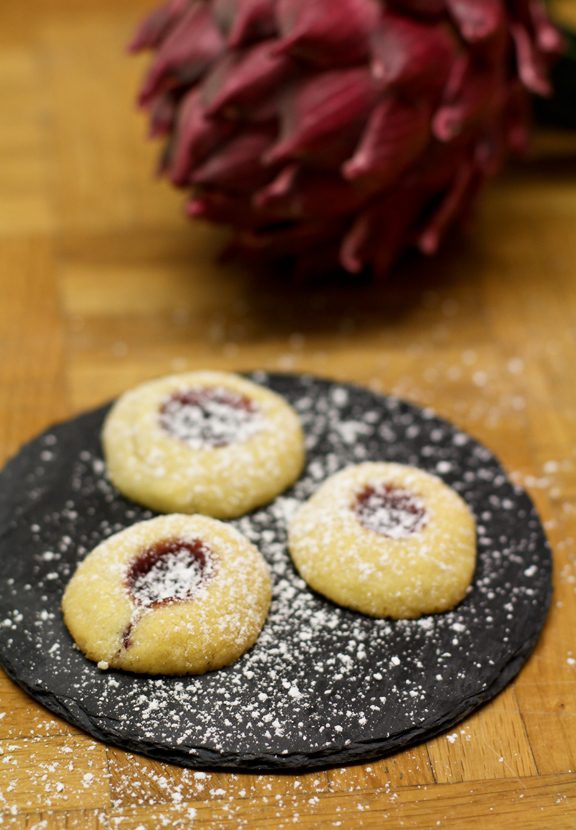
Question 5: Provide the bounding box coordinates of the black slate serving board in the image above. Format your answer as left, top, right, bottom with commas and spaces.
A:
0, 373, 552, 771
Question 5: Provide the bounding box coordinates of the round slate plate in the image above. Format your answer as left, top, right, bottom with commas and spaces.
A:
0, 373, 552, 771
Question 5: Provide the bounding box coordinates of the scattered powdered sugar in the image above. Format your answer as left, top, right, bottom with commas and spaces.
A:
159, 387, 262, 449
0, 373, 551, 775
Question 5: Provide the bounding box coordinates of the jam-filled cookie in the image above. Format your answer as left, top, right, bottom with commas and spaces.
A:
102, 371, 305, 519
62, 514, 272, 675
288, 463, 476, 619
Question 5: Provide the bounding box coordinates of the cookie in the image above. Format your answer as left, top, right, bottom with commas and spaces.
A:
62, 514, 272, 675
288, 463, 477, 619
102, 371, 305, 518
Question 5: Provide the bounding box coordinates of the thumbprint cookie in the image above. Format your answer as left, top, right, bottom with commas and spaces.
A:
288, 463, 476, 619
62, 514, 271, 675
102, 371, 305, 518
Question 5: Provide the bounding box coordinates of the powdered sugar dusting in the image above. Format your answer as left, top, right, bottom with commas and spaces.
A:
129, 544, 211, 607
159, 387, 262, 449
0, 373, 551, 771
355, 484, 427, 539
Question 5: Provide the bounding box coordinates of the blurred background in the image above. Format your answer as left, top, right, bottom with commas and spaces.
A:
0, 0, 574, 424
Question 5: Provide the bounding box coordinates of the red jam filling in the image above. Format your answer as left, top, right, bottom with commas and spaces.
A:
158, 387, 260, 448
354, 483, 427, 539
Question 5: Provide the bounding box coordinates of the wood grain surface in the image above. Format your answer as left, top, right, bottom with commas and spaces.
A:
1, 1, 575, 827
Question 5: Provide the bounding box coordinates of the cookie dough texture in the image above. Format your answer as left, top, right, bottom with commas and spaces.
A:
62, 514, 272, 675
288, 463, 477, 619
102, 371, 305, 519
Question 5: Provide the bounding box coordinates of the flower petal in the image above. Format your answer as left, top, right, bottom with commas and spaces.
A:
256, 167, 368, 219
417, 159, 478, 254
511, 22, 552, 95
191, 128, 276, 190
201, 42, 295, 117
370, 14, 458, 100
168, 89, 234, 185
128, 0, 188, 53
213, 0, 278, 46
446, 0, 505, 43
138, 5, 225, 106
343, 97, 431, 187
275, 0, 379, 66
266, 68, 376, 165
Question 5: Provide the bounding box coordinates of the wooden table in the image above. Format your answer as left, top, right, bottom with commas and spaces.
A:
1, 1, 575, 827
